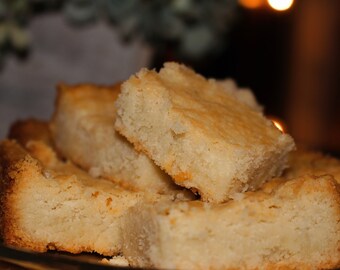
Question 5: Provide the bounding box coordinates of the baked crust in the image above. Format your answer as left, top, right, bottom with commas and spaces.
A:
0, 140, 146, 255
8, 119, 53, 148
0, 140, 48, 251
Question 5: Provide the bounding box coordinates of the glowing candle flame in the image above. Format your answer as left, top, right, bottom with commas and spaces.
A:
267, 0, 294, 11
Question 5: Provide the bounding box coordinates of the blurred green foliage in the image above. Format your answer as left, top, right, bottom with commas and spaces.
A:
0, 0, 238, 66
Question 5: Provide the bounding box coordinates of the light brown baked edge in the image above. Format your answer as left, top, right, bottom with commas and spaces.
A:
8, 119, 53, 148
0, 140, 50, 252
0, 140, 109, 254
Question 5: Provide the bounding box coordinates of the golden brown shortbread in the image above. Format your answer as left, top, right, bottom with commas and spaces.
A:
115, 62, 295, 202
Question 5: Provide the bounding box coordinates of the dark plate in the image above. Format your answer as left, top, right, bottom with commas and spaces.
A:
0, 243, 146, 270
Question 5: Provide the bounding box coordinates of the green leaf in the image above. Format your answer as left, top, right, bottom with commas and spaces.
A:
8, 22, 29, 50
180, 24, 216, 58
63, 0, 99, 25
11, 0, 29, 15
106, 0, 139, 22
0, 1, 7, 19
0, 22, 8, 46
171, 0, 193, 14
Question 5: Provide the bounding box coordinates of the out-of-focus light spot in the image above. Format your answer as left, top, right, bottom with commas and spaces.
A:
268, 116, 286, 133
267, 0, 294, 11
273, 120, 284, 132
271, 119, 285, 133
239, 0, 265, 9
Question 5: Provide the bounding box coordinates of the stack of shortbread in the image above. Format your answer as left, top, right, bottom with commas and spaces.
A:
1, 62, 339, 270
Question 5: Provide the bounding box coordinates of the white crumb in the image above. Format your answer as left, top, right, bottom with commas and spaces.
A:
89, 167, 102, 178
101, 255, 129, 267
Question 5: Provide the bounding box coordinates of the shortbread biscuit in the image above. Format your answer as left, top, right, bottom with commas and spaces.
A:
123, 175, 340, 270
0, 140, 165, 255
50, 83, 179, 194
115, 62, 295, 202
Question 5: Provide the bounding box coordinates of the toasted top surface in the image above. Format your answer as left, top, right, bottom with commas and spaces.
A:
126, 62, 294, 148
217, 79, 263, 112
55, 83, 121, 119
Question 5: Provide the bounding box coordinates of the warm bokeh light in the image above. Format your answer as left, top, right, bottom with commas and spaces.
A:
267, 0, 294, 11
239, 0, 265, 9
271, 119, 285, 133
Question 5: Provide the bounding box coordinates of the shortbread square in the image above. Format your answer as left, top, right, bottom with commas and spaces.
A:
123, 175, 340, 270
0, 140, 170, 255
50, 83, 180, 194
115, 62, 295, 202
